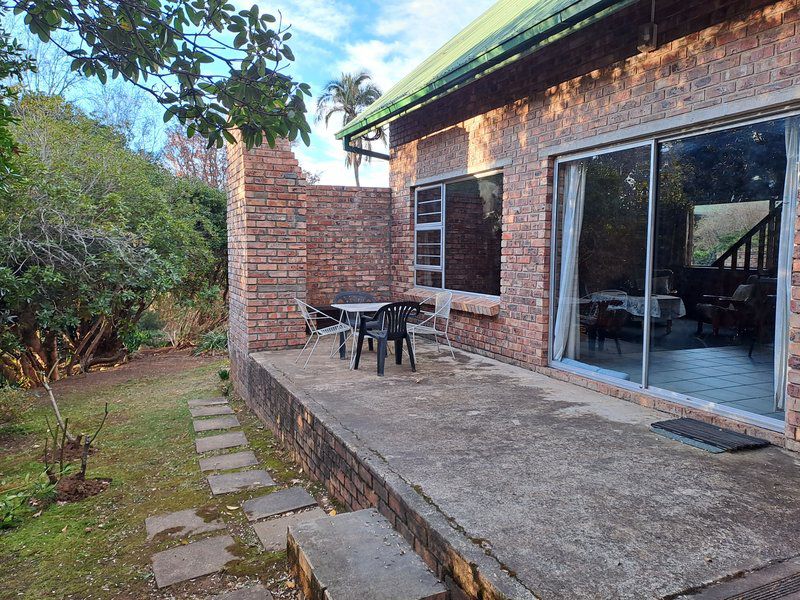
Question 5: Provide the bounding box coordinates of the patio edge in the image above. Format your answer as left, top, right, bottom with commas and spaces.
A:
244, 350, 539, 600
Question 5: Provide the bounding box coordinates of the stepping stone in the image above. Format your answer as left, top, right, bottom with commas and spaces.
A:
253, 507, 327, 552
287, 509, 448, 600
210, 585, 273, 600
199, 450, 259, 472
196, 431, 248, 453
207, 470, 275, 495
194, 416, 240, 433
151, 534, 237, 588
145, 507, 225, 540
243, 486, 317, 522
190, 404, 235, 418
188, 397, 228, 408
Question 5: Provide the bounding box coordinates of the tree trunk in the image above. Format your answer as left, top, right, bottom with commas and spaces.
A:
353, 161, 361, 188
79, 317, 109, 373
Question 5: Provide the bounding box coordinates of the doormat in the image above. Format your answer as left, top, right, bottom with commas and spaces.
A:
650, 418, 769, 453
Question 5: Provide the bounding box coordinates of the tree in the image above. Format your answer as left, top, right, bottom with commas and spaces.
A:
163, 122, 227, 189
85, 80, 164, 156
0, 26, 35, 193
9, 23, 82, 96
316, 71, 384, 187
2, 1, 311, 149
0, 95, 224, 385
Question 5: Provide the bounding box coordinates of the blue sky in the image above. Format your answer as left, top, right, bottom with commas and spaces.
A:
248, 0, 495, 186
6, 1, 494, 185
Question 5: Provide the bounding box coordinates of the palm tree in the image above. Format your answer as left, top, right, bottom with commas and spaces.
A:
316, 71, 385, 187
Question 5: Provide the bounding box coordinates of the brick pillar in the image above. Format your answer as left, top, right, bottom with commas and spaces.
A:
226, 135, 307, 394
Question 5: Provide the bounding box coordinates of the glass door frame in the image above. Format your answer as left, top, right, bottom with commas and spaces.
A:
549, 139, 656, 387
548, 112, 799, 432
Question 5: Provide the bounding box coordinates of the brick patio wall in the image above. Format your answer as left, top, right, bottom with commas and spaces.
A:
243, 354, 513, 600
226, 139, 391, 396
305, 185, 391, 306
388, 0, 800, 448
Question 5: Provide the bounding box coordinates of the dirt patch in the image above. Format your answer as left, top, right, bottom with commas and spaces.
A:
0, 428, 30, 455
55, 475, 111, 502
45, 438, 96, 462
47, 349, 219, 397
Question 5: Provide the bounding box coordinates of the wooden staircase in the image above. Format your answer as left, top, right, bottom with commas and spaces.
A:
712, 203, 782, 272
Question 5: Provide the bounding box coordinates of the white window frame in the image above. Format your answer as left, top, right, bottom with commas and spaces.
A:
413, 171, 503, 299
414, 183, 445, 288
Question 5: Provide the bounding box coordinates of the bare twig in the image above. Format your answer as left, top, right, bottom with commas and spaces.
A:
41, 365, 76, 443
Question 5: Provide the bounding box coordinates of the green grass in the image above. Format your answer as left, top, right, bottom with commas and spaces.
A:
0, 355, 324, 599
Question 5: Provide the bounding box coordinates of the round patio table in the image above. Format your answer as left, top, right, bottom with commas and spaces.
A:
331, 302, 389, 369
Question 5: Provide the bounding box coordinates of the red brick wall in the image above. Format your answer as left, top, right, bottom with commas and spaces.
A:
305, 186, 392, 306
388, 0, 800, 445
226, 139, 392, 395
225, 137, 308, 396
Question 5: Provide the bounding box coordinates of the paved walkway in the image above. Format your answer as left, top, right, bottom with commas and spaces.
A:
254, 345, 800, 600
146, 394, 329, 598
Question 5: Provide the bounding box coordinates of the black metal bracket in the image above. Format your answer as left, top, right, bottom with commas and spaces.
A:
343, 134, 390, 161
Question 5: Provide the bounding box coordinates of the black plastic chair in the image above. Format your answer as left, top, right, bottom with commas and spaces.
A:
333, 290, 377, 356
353, 301, 420, 376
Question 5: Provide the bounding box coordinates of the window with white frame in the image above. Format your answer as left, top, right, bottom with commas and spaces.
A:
414, 172, 503, 296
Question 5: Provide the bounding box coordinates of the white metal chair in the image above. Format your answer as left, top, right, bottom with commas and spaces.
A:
295, 299, 351, 368
408, 291, 454, 358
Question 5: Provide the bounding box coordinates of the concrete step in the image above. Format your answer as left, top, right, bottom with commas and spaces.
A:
287, 508, 448, 600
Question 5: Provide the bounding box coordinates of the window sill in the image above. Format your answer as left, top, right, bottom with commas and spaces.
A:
405, 288, 501, 317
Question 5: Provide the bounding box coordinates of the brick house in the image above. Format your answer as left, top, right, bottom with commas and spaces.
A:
227, 0, 800, 450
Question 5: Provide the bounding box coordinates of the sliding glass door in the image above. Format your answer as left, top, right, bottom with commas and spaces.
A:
551, 114, 800, 425
552, 144, 651, 384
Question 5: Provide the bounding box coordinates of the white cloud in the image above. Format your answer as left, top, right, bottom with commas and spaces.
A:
337, 1, 493, 92
294, 101, 388, 187
237, 0, 353, 43
270, 0, 494, 187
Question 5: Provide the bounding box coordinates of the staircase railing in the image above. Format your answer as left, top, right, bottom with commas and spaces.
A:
712, 202, 782, 272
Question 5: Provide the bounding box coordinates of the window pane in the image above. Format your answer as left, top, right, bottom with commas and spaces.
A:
416, 186, 442, 225
552, 146, 651, 383
416, 229, 441, 266
415, 270, 442, 288
444, 173, 503, 295
649, 118, 785, 420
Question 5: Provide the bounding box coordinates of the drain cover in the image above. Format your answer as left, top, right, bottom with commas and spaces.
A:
687, 557, 800, 599
727, 572, 800, 599
650, 418, 769, 453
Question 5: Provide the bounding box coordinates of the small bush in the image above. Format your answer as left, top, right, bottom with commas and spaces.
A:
137, 310, 165, 331
0, 387, 29, 425
218, 368, 230, 381
0, 473, 57, 529
121, 327, 168, 352
194, 328, 228, 355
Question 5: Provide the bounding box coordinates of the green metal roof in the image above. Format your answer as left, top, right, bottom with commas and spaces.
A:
335, 0, 635, 140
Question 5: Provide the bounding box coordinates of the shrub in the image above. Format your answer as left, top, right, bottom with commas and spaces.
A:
194, 328, 228, 355
137, 310, 164, 331
0, 473, 57, 529
218, 368, 230, 381
0, 386, 29, 425
121, 327, 168, 353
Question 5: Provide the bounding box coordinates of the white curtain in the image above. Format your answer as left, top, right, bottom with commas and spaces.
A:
775, 117, 800, 411
553, 161, 587, 361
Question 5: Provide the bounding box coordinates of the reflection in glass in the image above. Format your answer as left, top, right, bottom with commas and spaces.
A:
553, 146, 651, 383
648, 119, 791, 420
444, 174, 503, 295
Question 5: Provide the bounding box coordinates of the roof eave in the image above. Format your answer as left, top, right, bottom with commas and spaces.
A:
335, 0, 636, 141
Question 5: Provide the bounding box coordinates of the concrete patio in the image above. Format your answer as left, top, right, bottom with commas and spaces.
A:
247, 343, 800, 600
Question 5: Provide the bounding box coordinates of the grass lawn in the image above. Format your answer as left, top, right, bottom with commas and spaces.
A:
0, 351, 328, 600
